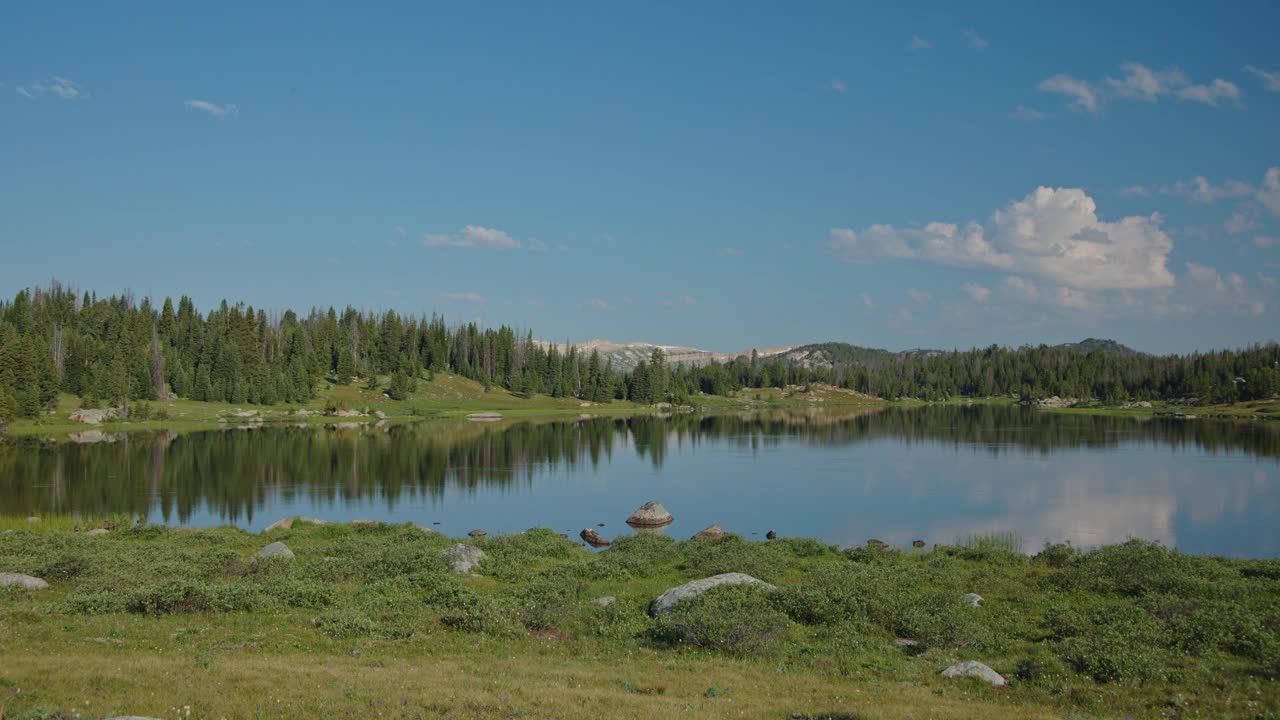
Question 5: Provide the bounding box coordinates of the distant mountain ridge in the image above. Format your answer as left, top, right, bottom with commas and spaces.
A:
550, 338, 1139, 371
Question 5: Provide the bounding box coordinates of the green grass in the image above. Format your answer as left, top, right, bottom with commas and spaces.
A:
958, 531, 1023, 554
1, 526, 1276, 719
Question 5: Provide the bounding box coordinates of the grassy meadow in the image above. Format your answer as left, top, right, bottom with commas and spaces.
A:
1, 522, 1277, 719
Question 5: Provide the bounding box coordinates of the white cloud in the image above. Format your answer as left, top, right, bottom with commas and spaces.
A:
441, 292, 484, 303
828, 186, 1175, 291
907, 288, 932, 304
889, 307, 913, 328
718, 247, 743, 257
1004, 276, 1040, 303
961, 283, 992, 302
1180, 262, 1266, 316
1258, 167, 1280, 215
1120, 185, 1152, 197
1009, 105, 1047, 121
528, 238, 549, 252
184, 99, 238, 119
17, 76, 84, 100
423, 225, 521, 249
1255, 235, 1279, 249
657, 295, 699, 309
825, 79, 847, 94
585, 298, 611, 311
1225, 208, 1258, 235
1170, 176, 1254, 203
1176, 79, 1242, 107
1054, 286, 1094, 310
859, 292, 876, 309
909, 35, 931, 50
1245, 65, 1280, 92
1041, 62, 1242, 113
1038, 74, 1099, 114
962, 30, 988, 49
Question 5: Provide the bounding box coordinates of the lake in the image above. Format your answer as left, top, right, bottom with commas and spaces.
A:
2, 405, 1278, 557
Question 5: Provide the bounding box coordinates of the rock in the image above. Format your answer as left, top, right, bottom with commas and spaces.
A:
961, 593, 983, 607
69, 407, 122, 424
0, 573, 50, 590
893, 637, 920, 647
692, 524, 725, 540
466, 412, 504, 422
230, 410, 259, 418
26, 516, 39, 523
580, 528, 610, 547
264, 516, 297, 532
866, 538, 888, 548
443, 543, 486, 574
626, 501, 674, 528
333, 409, 365, 418
468, 529, 487, 538
593, 596, 617, 607
912, 539, 926, 548
85, 528, 110, 537
650, 573, 775, 616
940, 660, 1006, 686
254, 541, 295, 561
107, 716, 166, 720
766, 529, 777, 540
374, 410, 388, 420
413, 524, 438, 534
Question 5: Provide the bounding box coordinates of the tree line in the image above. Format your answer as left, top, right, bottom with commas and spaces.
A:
1, 283, 1278, 421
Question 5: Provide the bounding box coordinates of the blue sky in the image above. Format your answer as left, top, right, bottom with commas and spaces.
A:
2, 2, 1278, 354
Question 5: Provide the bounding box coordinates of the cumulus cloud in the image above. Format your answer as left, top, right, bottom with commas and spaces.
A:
1004, 276, 1040, 303
826, 186, 1175, 290
423, 225, 521, 249
184, 99, 238, 119
1157, 166, 1280, 216
961, 283, 992, 302
1040, 62, 1242, 113
962, 30, 988, 49
17, 76, 84, 100
1038, 74, 1099, 113
1245, 65, 1280, 92
909, 35, 931, 49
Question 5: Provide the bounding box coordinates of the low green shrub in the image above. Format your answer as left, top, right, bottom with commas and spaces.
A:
652, 583, 789, 656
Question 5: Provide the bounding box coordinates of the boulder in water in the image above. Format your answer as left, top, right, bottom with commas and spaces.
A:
912, 539, 926, 548
580, 528, 610, 547
692, 524, 725, 540
650, 573, 775, 616
766, 529, 777, 540
940, 660, 1006, 686
468, 529, 487, 538
626, 501, 674, 528
0, 573, 49, 590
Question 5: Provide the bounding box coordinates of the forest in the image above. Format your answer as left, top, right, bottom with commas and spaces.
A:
0, 283, 1278, 421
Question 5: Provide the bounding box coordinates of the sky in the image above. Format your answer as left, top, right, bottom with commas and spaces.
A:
2, 1, 1279, 355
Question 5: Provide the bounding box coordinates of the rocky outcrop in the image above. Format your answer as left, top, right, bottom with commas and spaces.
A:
443, 544, 486, 575
650, 573, 775, 616
940, 660, 1005, 686
253, 541, 295, 561
1025, 396, 1082, 409
0, 573, 50, 590
692, 524, 725, 540
626, 501, 674, 528
69, 407, 123, 424
580, 528, 610, 547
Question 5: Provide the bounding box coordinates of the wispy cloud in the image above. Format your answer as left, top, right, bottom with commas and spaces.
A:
1038, 74, 1099, 113
184, 99, 238, 119
1245, 65, 1280, 92
528, 238, 549, 252
859, 292, 876, 309
657, 295, 699, 309
17, 76, 84, 100
1040, 62, 1243, 114
824, 79, 848, 94
961, 283, 992, 302
962, 29, 988, 49
584, 298, 611, 311
1254, 235, 1279, 249
441, 292, 484, 303
718, 247, 743, 257
909, 35, 931, 50
423, 225, 522, 249
1009, 104, 1048, 121
907, 288, 933, 304
1120, 185, 1152, 197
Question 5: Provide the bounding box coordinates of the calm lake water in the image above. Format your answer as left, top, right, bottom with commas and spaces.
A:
2, 406, 1278, 557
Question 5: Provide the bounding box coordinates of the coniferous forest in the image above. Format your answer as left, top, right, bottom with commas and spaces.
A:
0, 282, 1278, 421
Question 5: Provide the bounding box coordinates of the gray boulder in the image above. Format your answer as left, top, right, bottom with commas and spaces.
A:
593, 596, 617, 608
580, 528, 610, 547
85, 528, 110, 537
443, 543, 486, 575
940, 660, 1006, 686
107, 717, 166, 720
692, 524, 725, 540
650, 572, 774, 616
961, 593, 983, 607
253, 541, 295, 561
0, 573, 50, 590
626, 501, 674, 528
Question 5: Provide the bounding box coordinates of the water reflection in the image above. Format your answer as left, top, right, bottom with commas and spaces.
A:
1, 406, 1277, 556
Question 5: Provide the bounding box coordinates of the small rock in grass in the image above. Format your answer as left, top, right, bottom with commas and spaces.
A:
940, 660, 1006, 686
893, 637, 920, 647
594, 596, 617, 608
0, 573, 50, 590
961, 593, 983, 607
254, 541, 295, 561
443, 543, 486, 575
85, 528, 110, 537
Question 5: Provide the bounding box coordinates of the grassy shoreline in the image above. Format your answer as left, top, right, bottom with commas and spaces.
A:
1, 523, 1277, 719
